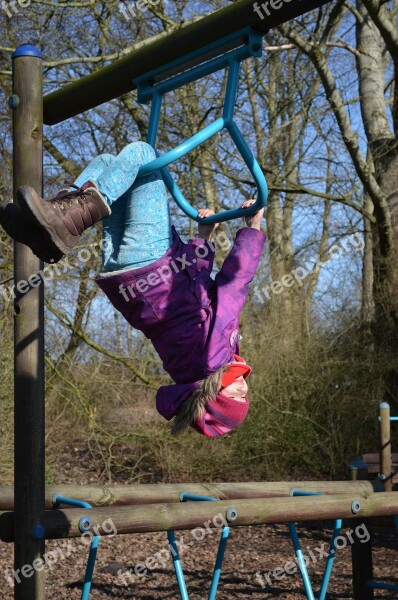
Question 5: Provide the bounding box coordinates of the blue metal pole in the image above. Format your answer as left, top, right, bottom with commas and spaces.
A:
288, 522, 315, 600
318, 519, 342, 600
53, 495, 99, 600
81, 535, 100, 600
226, 119, 268, 205
167, 530, 190, 600
208, 527, 230, 600
222, 59, 241, 121
146, 92, 163, 147
368, 581, 398, 591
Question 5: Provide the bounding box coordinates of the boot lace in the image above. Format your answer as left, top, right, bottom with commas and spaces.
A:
51, 182, 93, 207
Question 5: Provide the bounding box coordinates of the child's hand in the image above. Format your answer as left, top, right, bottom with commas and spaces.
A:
241, 199, 264, 230
197, 208, 219, 240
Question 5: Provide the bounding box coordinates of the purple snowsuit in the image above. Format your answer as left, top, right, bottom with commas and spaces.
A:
96, 226, 266, 418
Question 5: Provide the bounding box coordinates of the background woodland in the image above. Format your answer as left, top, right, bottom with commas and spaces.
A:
0, 0, 397, 484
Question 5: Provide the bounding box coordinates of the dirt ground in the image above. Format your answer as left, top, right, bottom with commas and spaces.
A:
1, 522, 398, 599
1, 452, 398, 599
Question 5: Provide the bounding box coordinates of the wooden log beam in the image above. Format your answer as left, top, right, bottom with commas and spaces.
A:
43, 0, 332, 125
1, 491, 396, 542
0, 481, 374, 510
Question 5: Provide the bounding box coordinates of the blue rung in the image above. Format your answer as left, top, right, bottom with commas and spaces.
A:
367, 580, 398, 591
180, 492, 218, 502
134, 27, 268, 224
53, 494, 99, 600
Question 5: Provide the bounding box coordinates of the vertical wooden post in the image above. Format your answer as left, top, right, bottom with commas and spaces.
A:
379, 402, 392, 492
351, 519, 374, 600
11, 45, 45, 600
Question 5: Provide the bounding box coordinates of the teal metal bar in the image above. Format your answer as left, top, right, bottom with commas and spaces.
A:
208, 526, 230, 600
53, 494, 99, 600
135, 27, 262, 103
146, 92, 163, 148
167, 530, 190, 600
289, 490, 342, 600
180, 492, 218, 502
81, 536, 100, 600
288, 522, 315, 600
367, 581, 398, 591
140, 118, 225, 175
168, 492, 230, 599
318, 519, 342, 600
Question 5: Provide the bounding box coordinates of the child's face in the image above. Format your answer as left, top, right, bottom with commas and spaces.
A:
221, 376, 248, 402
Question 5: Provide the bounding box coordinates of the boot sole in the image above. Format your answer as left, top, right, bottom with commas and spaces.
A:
17, 186, 71, 257
0, 203, 64, 264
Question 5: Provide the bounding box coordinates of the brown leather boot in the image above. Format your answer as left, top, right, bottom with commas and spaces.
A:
0, 201, 64, 263
16, 181, 111, 259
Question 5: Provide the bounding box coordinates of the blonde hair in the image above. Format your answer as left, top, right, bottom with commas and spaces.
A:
171, 365, 229, 435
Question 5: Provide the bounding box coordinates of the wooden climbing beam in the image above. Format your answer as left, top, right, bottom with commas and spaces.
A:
43, 0, 333, 125
0, 481, 373, 510
2, 491, 396, 542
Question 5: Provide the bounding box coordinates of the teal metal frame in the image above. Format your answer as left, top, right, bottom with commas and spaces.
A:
134, 27, 268, 224
288, 490, 342, 600
52, 494, 100, 600
167, 491, 231, 599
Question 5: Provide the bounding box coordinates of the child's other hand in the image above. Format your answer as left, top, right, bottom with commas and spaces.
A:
197, 208, 219, 240
241, 199, 264, 230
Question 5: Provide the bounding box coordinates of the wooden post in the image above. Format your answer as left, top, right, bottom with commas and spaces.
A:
11, 45, 45, 600
351, 519, 374, 600
379, 402, 392, 491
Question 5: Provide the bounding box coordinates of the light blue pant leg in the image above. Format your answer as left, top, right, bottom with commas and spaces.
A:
73, 142, 172, 273
101, 143, 172, 272
73, 154, 116, 190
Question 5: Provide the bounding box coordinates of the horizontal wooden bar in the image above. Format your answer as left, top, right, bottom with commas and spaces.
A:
43, 0, 332, 125
0, 481, 373, 510
1, 491, 396, 542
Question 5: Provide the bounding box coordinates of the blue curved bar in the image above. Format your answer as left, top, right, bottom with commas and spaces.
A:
53, 494, 99, 600
138, 118, 225, 177
136, 28, 268, 224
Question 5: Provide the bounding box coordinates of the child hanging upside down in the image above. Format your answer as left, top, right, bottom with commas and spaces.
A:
0, 142, 266, 438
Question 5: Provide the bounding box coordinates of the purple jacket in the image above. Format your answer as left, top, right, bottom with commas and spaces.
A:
96, 226, 266, 416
